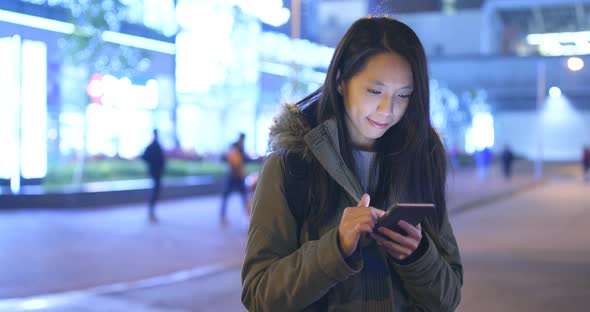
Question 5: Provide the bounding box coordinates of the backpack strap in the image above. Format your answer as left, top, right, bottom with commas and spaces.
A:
282, 151, 318, 245
281, 102, 321, 243
281, 104, 328, 310
282, 151, 329, 310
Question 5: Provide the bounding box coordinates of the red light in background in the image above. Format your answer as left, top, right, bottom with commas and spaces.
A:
86, 73, 104, 104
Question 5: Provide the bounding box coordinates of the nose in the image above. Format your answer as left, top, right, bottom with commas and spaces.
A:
377, 96, 394, 115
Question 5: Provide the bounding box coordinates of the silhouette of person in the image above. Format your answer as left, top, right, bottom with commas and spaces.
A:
475, 147, 492, 179
220, 133, 249, 223
449, 144, 460, 169
141, 129, 166, 222
582, 146, 590, 182
501, 145, 515, 180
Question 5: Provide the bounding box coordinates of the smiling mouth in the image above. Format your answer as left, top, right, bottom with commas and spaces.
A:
367, 118, 388, 129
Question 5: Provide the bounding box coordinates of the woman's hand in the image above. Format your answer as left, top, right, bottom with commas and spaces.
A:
338, 194, 385, 258
370, 221, 422, 261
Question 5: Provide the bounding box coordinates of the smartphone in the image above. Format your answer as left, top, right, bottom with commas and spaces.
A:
374, 203, 436, 236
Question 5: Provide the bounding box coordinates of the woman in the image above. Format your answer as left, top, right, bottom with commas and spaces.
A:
242, 16, 462, 311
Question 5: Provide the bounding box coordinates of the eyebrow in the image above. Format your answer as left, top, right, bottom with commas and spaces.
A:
368, 80, 413, 90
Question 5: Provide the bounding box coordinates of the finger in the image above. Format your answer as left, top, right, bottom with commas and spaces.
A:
341, 207, 367, 221
376, 226, 402, 241
370, 232, 389, 245
373, 236, 404, 259
356, 223, 374, 234
370, 207, 386, 219
377, 227, 418, 250
357, 194, 370, 208
398, 220, 422, 239
346, 206, 374, 216
344, 207, 374, 221
371, 233, 413, 256
347, 206, 383, 220
349, 214, 376, 228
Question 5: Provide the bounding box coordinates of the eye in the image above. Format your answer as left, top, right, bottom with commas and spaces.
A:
367, 88, 382, 95
398, 94, 412, 99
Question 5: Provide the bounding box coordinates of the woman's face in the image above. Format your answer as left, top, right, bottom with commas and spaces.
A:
341, 52, 413, 150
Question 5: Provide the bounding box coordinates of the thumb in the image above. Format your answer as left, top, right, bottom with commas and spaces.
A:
357, 194, 370, 208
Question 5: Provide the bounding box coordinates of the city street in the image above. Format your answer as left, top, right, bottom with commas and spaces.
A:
1, 164, 589, 311
106, 178, 590, 312
456, 178, 590, 311
2, 1, 590, 311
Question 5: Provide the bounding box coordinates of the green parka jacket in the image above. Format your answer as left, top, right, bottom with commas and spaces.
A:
241, 105, 463, 311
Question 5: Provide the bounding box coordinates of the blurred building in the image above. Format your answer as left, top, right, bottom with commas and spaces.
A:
0, 0, 335, 190
174, 0, 332, 157
3, 0, 589, 192
0, 0, 177, 190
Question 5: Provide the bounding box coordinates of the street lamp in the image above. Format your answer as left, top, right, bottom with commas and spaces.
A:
536, 56, 585, 178
567, 56, 584, 71
290, 0, 300, 40
549, 86, 561, 98
290, 0, 301, 90
535, 60, 546, 179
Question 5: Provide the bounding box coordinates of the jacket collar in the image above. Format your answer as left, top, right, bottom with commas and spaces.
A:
267, 104, 363, 203
304, 118, 363, 203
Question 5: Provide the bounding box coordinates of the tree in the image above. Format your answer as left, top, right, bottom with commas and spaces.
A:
59, 0, 150, 77
58, 0, 151, 185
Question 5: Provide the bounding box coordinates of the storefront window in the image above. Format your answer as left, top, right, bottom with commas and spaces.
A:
0, 35, 47, 192
83, 73, 172, 159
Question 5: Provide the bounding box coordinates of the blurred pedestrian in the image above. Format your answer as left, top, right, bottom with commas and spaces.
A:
475, 147, 492, 180
220, 133, 249, 224
449, 144, 461, 169
501, 144, 515, 180
242, 16, 462, 311
141, 129, 166, 223
582, 146, 590, 182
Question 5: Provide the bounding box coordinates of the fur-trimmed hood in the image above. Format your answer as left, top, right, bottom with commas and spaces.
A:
267, 104, 314, 160
267, 103, 363, 202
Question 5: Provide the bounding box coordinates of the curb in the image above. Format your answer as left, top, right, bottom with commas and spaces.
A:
0, 177, 224, 209
0, 259, 243, 311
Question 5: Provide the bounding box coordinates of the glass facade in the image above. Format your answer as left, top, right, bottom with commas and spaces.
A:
0, 0, 177, 191
0, 0, 335, 190
175, 0, 332, 156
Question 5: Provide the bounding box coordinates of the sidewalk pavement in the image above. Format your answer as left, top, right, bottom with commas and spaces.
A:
446, 161, 580, 215
0, 161, 575, 307
447, 164, 539, 215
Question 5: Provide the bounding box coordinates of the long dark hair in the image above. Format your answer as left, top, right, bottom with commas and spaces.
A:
296, 16, 448, 250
